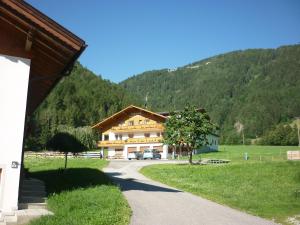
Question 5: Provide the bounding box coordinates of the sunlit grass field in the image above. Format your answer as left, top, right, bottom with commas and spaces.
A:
25, 158, 131, 225
183, 145, 300, 162
141, 145, 300, 225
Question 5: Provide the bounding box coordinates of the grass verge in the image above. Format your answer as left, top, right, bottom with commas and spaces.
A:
25, 157, 131, 225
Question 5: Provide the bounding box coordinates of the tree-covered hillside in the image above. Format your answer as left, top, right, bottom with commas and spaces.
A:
28, 63, 141, 149
121, 45, 300, 143
35, 62, 140, 127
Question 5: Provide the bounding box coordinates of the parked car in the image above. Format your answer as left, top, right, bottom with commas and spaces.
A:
143, 149, 161, 160
128, 151, 143, 160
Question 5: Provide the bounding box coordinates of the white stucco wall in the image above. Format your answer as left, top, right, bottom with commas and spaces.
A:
108, 132, 160, 140
107, 148, 115, 157
107, 131, 165, 159
0, 54, 31, 212
162, 145, 168, 159
124, 143, 167, 159
109, 132, 116, 141
208, 134, 219, 151
132, 133, 144, 138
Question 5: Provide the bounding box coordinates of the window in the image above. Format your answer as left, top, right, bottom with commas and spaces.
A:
115, 134, 118, 140
145, 119, 149, 124
119, 134, 122, 140
144, 133, 150, 138
104, 135, 109, 140
157, 132, 161, 137
128, 120, 134, 126
139, 120, 143, 124
128, 133, 134, 138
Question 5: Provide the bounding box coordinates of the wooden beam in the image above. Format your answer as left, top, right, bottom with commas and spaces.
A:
25, 29, 33, 51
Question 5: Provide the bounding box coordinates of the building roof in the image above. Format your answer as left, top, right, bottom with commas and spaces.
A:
92, 105, 167, 131
0, 0, 86, 115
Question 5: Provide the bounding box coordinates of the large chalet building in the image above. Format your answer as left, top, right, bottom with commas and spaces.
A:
92, 105, 218, 159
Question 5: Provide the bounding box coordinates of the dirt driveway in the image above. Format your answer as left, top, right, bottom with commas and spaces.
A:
104, 160, 278, 225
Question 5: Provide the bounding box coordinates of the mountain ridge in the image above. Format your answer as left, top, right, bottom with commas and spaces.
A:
120, 44, 300, 142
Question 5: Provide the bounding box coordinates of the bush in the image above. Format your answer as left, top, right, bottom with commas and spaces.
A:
55, 125, 97, 149
259, 124, 298, 145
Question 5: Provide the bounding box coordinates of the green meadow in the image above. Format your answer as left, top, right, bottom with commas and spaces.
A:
25, 158, 131, 225
141, 145, 300, 225
183, 145, 300, 162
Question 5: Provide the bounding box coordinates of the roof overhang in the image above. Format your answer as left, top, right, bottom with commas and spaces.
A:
92, 105, 167, 132
0, 0, 87, 115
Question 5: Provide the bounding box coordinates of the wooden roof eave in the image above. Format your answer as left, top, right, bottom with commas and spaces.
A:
0, 0, 87, 115
91, 105, 167, 131
1, 0, 84, 51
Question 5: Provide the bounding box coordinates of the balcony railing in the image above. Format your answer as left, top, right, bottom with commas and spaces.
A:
98, 137, 163, 147
111, 124, 164, 132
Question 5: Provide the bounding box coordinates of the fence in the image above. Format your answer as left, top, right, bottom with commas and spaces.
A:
25, 151, 102, 159
176, 149, 300, 162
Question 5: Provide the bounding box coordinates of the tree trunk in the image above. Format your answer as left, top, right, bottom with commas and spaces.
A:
179, 144, 182, 160
64, 152, 68, 169
172, 146, 176, 160
297, 121, 300, 147
188, 147, 193, 164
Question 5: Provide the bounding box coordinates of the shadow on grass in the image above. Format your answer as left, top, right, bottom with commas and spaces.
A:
106, 172, 181, 193
30, 168, 112, 195
30, 168, 180, 195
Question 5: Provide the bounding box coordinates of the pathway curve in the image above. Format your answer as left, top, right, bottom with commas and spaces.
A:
104, 160, 278, 225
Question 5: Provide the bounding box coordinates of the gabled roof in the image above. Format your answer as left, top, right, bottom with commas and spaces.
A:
92, 105, 167, 131
0, 0, 86, 115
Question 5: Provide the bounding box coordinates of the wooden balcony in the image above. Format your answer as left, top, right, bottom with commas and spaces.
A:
111, 124, 164, 133
98, 137, 163, 147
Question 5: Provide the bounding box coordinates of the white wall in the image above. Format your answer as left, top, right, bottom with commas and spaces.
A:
107, 148, 115, 157
109, 132, 115, 141
0, 54, 31, 212
208, 134, 219, 151
162, 145, 168, 159
109, 132, 160, 140
124, 143, 167, 159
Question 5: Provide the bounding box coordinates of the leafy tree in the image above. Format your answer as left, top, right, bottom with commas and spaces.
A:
163, 112, 181, 159
39, 125, 52, 150
164, 105, 215, 164
259, 124, 298, 145
296, 118, 300, 147
27, 62, 141, 150
55, 125, 97, 150
47, 132, 87, 169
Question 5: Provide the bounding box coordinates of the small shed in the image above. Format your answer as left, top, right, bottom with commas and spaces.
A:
287, 151, 300, 160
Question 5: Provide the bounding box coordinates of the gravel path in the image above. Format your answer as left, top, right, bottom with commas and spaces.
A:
104, 160, 278, 225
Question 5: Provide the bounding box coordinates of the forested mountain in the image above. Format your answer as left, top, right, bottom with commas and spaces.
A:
30, 45, 300, 147
35, 62, 140, 127
29, 63, 141, 149
120, 45, 300, 143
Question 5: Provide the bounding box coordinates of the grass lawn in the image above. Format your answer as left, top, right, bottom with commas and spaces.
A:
141, 145, 300, 225
25, 157, 131, 225
183, 145, 300, 163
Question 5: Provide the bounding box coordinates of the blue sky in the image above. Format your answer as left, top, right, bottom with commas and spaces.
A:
27, 0, 300, 82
